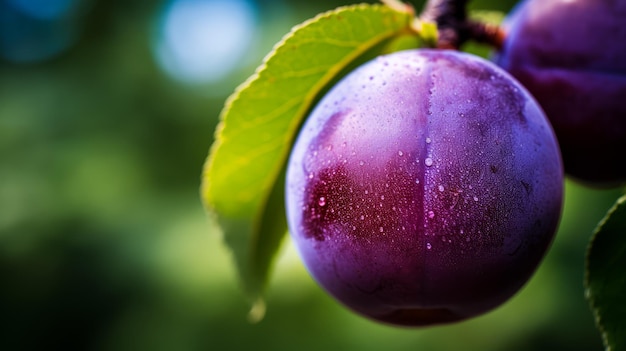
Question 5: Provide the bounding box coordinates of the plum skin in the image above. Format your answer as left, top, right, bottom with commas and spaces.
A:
285, 49, 563, 327
495, 0, 626, 185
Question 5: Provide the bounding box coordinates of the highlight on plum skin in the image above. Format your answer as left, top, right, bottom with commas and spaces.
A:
495, 0, 626, 185
285, 49, 564, 327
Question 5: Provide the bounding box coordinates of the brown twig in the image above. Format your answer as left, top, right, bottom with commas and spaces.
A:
466, 19, 505, 50
416, 0, 505, 50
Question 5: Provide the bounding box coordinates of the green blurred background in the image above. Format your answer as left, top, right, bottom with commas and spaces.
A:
0, 0, 623, 350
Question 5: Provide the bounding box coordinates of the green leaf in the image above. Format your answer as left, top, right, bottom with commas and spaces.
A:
468, 10, 506, 25
585, 194, 626, 351
201, 3, 416, 315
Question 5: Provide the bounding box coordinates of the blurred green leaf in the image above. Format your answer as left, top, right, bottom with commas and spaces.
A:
585, 194, 626, 351
468, 10, 506, 25
201, 3, 416, 314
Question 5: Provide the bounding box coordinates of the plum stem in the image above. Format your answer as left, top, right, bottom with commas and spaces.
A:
417, 0, 504, 50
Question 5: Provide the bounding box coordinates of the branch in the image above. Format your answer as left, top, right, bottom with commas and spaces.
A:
418, 0, 504, 50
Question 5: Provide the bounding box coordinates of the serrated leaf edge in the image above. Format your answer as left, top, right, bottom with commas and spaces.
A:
584, 194, 626, 351
202, 3, 413, 211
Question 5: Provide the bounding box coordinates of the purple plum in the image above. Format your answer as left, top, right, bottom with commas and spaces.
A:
285, 49, 564, 327
495, 0, 626, 185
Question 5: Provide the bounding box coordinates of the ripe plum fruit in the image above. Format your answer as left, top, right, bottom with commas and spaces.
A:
495, 0, 626, 185
285, 49, 564, 327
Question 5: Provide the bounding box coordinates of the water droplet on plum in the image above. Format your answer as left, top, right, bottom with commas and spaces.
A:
318, 197, 326, 206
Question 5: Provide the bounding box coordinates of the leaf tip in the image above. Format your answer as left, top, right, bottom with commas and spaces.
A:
247, 298, 267, 323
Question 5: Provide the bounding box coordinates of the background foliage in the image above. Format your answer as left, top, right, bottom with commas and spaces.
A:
0, 0, 622, 350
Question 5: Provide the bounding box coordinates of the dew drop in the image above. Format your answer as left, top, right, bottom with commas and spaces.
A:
438, 185, 444, 192
473, 196, 479, 202
326, 144, 333, 151
318, 197, 326, 206
308, 173, 314, 179
415, 179, 420, 184
364, 190, 369, 195
398, 150, 404, 156
359, 160, 365, 166
425, 137, 432, 144
428, 210, 435, 219
379, 227, 384, 233
360, 215, 365, 220
380, 195, 385, 200
426, 243, 432, 250
425, 158, 433, 167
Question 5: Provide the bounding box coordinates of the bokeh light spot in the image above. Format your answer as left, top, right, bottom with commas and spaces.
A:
7, 0, 80, 20
154, 0, 258, 85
